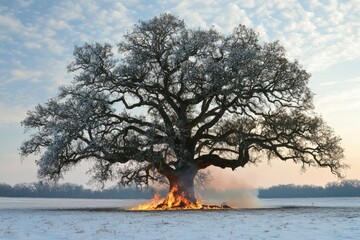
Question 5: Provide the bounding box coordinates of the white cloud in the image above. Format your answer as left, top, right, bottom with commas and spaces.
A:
316, 88, 360, 114
52, 1, 85, 22
0, 12, 67, 57
249, 0, 360, 72
47, 19, 71, 31
284, 22, 297, 32
170, 0, 209, 28
282, 11, 294, 20
0, 15, 23, 33
0, 69, 43, 87
308, 0, 320, 10
16, 0, 33, 8
1, 0, 360, 104
10, 69, 43, 81
0, 103, 27, 125
346, 76, 360, 83
43, 57, 73, 89
319, 76, 360, 86
24, 42, 42, 49
275, 0, 289, 10
314, 73, 360, 115
255, 24, 269, 41
241, 0, 255, 8
227, 3, 252, 27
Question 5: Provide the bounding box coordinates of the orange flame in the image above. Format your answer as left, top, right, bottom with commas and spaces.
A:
130, 184, 230, 211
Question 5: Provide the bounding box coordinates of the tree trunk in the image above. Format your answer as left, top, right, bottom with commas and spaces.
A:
159, 168, 198, 208
169, 172, 196, 202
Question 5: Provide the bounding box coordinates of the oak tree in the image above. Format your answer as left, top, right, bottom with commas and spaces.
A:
21, 14, 345, 206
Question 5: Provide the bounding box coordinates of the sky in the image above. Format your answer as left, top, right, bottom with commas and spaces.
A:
0, 0, 359, 189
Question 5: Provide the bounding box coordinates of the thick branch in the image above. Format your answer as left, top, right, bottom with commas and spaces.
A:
195, 154, 249, 171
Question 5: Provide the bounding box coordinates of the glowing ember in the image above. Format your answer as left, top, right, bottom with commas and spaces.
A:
130, 185, 232, 211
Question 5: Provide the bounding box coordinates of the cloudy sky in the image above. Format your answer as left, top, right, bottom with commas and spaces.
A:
1, 0, 359, 188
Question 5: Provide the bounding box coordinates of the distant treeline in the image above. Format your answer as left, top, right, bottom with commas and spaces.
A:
0, 182, 154, 199
258, 180, 360, 198
1, 179, 360, 199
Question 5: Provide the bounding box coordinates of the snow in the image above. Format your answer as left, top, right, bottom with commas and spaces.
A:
1, 197, 360, 239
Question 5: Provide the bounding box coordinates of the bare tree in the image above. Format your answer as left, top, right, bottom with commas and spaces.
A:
21, 14, 345, 206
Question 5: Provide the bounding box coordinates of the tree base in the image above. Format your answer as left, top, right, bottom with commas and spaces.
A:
130, 183, 233, 210
132, 199, 233, 211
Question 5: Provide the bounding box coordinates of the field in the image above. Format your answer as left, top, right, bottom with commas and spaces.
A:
1, 197, 359, 239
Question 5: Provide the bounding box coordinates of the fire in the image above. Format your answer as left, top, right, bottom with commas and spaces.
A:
130, 184, 231, 211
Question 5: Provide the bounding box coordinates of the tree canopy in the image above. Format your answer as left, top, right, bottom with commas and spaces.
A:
21, 14, 345, 194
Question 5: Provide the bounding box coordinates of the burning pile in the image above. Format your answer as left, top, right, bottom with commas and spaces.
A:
130, 184, 232, 211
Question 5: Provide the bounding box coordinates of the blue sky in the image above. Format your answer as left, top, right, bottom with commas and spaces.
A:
1, 0, 359, 188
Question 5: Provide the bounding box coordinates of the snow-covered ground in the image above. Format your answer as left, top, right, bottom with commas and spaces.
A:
1, 197, 359, 239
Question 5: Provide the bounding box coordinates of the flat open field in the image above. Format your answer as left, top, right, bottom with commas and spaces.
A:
1, 197, 359, 239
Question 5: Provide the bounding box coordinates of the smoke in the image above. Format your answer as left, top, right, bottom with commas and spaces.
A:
197, 187, 260, 209
195, 167, 261, 208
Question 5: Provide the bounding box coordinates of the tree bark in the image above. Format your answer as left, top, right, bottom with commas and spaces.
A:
162, 167, 197, 207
